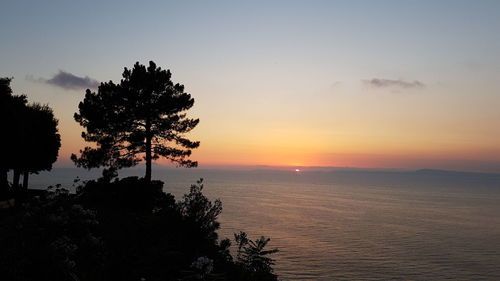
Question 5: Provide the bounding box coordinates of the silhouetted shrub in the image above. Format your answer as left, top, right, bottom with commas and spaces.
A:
76, 176, 173, 212
179, 179, 222, 244
233, 231, 279, 280
0, 177, 278, 281
0, 186, 105, 281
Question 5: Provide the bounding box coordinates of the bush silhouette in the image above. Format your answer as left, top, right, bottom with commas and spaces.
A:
0, 187, 104, 281
0, 178, 278, 281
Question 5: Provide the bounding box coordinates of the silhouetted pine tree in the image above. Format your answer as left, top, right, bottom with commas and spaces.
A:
72, 61, 199, 181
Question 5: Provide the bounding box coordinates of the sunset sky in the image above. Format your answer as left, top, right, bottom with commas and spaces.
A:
2, 0, 500, 172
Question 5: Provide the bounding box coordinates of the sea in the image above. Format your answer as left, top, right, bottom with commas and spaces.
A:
28, 167, 500, 281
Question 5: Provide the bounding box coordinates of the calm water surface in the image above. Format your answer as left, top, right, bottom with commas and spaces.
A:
31, 168, 500, 281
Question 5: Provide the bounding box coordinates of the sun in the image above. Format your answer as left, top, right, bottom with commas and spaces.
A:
295, 169, 300, 172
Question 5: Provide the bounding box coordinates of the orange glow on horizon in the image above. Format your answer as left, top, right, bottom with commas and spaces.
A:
56, 111, 500, 173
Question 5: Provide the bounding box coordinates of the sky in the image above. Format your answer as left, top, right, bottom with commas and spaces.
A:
1, 0, 500, 172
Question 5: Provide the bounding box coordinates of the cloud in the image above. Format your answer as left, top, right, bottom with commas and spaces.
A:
364, 78, 425, 89
37, 71, 100, 90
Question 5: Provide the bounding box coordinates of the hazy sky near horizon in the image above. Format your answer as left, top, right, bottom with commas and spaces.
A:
2, 0, 500, 172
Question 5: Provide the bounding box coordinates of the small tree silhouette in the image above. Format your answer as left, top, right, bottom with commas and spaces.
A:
72, 61, 199, 181
0, 78, 60, 191
0, 77, 28, 192
0, 77, 15, 193
17, 104, 61, 188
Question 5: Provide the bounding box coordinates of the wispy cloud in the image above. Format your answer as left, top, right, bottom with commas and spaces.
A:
364, 78, 425, 89
31, 71, 100, 90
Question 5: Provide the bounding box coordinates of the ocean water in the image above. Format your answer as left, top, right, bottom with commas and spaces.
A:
29, 167, 500, 281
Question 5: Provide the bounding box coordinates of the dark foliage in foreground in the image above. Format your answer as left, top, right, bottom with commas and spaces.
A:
0, 187, 104, 281
0, 178, 278, 281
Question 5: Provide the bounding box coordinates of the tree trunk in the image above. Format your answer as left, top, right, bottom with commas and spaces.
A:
13, 169, 21, 188
23, 170, 29, 190
145, 119, 152, 182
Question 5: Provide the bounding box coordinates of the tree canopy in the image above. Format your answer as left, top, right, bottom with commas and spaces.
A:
72, 61, 200, 181
17, 103, 61, 188
0, 77, 61, 191
0, 77, 19, 192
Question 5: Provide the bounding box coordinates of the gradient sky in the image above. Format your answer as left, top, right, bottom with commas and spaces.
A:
2, 0, 500, 172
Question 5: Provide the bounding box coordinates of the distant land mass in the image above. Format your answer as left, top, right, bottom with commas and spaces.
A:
415, 168, 500, 177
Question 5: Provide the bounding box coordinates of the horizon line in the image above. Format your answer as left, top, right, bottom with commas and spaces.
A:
52, 163, 500, 175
